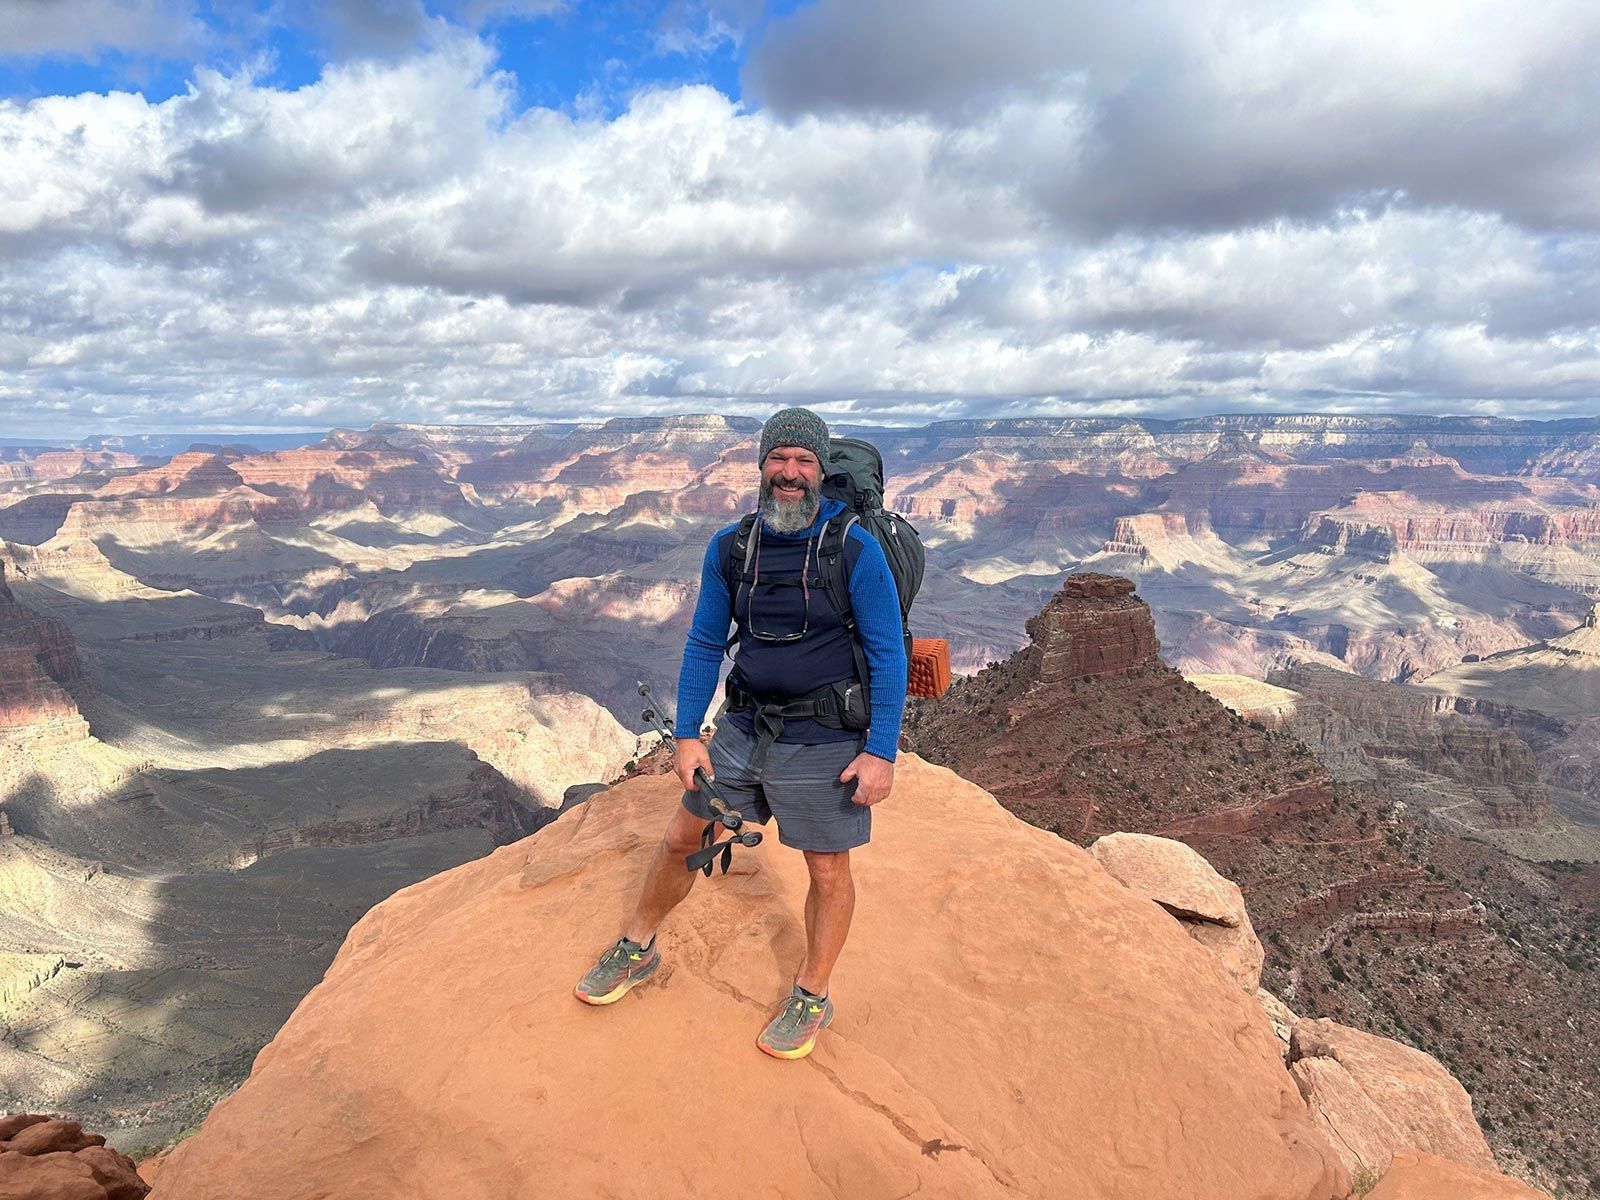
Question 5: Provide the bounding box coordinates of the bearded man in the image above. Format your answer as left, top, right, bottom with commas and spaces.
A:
574, 407, 907, 1060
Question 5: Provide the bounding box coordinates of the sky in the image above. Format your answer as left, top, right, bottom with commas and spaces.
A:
2, 0, 1599, 438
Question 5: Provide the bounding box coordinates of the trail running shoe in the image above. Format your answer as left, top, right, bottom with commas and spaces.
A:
757, 985, 834, 1060
573, 936, 660, 1006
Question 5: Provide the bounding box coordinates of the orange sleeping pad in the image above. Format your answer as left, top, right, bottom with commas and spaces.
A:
909, 637, 952, 698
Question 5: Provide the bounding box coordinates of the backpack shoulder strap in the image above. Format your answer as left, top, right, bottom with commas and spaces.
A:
817, 514, 871, 691
817, 513, 857, 622
721, 513, 760, 653
721, 514, 760, 590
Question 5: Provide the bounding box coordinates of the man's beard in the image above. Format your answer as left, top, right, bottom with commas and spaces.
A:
758, 475, 822, 534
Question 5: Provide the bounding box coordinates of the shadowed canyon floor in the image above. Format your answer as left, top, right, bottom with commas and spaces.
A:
0, 554, 640, 1153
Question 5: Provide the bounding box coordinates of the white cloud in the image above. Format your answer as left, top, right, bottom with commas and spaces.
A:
0, 0, 203, 58
1, 20, 1599, 438
747, 0, 1600, 233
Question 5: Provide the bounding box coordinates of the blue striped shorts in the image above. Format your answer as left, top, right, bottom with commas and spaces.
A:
681, 720, 870, 853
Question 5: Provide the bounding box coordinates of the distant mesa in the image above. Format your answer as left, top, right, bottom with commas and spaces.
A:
1299, 513, 1401, 563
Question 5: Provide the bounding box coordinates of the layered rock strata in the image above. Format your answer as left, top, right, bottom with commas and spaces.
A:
1025, 572, 1161, 680
0, 559, 91, 749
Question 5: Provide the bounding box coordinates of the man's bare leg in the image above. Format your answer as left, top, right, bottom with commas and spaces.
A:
623, 804, 708, 945
795, 849, 855, 997
575, 804, 713, 1004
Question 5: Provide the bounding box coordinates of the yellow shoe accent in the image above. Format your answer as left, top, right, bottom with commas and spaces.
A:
757, 1033, 819, 1060
574, 979, 632, 1006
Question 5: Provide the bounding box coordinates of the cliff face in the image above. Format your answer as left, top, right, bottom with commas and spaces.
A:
1024, 572, 1162, 680
0, 559, 90, 743
1259, 664, 1552, 831
1418, 608, 1600, 826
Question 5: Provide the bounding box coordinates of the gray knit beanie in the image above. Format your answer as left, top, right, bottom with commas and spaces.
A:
758, 407, 830, 466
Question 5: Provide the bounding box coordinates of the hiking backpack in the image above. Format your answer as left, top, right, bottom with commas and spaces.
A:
722, 436, 926, 694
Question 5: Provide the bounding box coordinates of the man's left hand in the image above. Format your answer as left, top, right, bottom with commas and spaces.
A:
841, 753, 894, 807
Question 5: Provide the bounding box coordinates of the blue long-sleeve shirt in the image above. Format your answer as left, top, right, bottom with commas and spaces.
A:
674, 497, 907, 761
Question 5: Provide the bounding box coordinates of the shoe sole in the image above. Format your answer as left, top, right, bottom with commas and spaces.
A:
573, 957, 659, 1006
757, 1007, 833, 1060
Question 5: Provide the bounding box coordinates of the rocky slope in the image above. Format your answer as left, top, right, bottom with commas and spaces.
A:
1419, 606, 1600, 828
1192, 664, 1560, 842
140, 759, 1542, 1199
905, 575, 1600, 1195
902, 572, 1335, 840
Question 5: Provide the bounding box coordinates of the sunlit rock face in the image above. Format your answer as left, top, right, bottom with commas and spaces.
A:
0, 559, 89, 746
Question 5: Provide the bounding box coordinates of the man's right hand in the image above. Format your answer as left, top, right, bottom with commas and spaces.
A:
675, 738, 714, 792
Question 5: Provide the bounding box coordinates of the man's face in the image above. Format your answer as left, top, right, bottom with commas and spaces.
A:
759, 446, 823, 533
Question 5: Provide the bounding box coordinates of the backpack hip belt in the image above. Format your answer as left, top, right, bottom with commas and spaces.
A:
724, 678, 868, 775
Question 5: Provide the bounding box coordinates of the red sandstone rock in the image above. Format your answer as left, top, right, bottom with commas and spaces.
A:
1090, 832, 1264, 992
133, 1150, 170, 1192
1368, 1148, 1552, 1199
3, 1120, 102, 1156
1090, 832, 1245, 925
0, 561, 89, 722
0, 1116, 48, 1141
149, 757, 1348, 1200
1289, 1018, 1495, 1181
0, 1116, 148, 1200
1184, 916, 1266, 994
1024, 572, 1160, 681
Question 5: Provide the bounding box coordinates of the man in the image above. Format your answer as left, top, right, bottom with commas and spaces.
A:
574, 407, 908, 1061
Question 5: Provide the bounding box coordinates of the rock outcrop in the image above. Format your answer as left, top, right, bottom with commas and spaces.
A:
147, 756, 1352, 1200
1091, 832, 1265, 992
1071, 837, 1545, 1198
1288, 1018, 1496, 1183
0, 1114, 149, 1199
1024, 572, 1162, 680
1368, 1149, 1551, 1200
904, 573, 1334, 840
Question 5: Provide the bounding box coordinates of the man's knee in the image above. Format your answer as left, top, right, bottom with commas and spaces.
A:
804, 849, 853, 892
663, 806, 706, 857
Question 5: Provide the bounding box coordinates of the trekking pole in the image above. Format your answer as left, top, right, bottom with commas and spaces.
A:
637, 682, 762, 876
